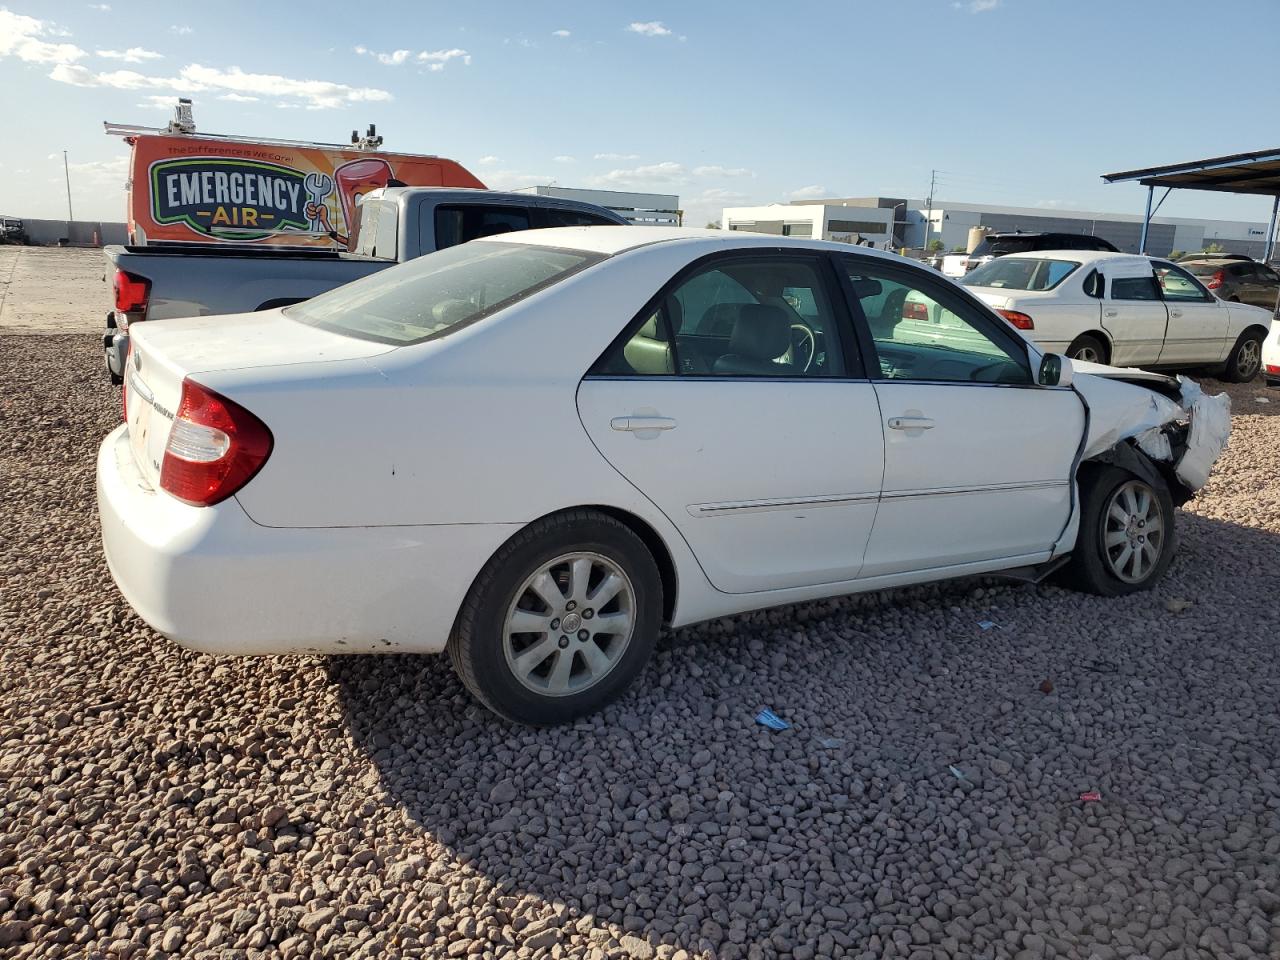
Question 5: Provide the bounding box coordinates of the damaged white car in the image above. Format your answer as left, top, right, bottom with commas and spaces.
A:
97, 229, 1231, 724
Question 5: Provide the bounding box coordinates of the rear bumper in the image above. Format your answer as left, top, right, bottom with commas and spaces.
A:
96, 424, 519, 655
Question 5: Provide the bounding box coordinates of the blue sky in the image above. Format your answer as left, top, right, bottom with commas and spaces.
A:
2, 0, 1279, 228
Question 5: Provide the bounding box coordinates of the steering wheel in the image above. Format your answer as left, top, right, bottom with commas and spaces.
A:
774, 322, 817, 372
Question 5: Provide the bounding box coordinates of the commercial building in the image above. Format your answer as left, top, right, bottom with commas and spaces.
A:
513, 186, 681, 226
722, 195, 1280, 258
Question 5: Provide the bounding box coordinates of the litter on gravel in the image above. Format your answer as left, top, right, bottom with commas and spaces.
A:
754, 708, 790, 730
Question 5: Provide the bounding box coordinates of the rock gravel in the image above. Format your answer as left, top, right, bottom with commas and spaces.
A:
5, 320, 1280, 957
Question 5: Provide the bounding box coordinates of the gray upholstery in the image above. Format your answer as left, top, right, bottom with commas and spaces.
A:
623, 298, 681, 375
713, 304, 792, 376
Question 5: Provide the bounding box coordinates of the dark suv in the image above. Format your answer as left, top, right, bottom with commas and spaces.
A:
1181, 257, 1280, 312
942, 232, 1118, 277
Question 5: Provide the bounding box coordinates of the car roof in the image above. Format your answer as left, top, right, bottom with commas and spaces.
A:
477, 226, 912, 260
985, 249, 1154, 266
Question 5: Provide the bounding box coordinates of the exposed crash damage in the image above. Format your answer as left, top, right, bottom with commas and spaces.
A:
1071, 361, 1232, 504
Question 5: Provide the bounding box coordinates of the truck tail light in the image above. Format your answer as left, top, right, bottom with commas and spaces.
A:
997, 309, 1035, 330
160, 378, 273, 507
114, 269, 150, 314
1206, 270, 1225, 290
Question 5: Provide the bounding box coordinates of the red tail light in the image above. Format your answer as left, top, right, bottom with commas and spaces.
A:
1206, 269, 1225, 290
902, 301, 930, 321
997, 309, 1035, 330
114, 269, 150, 314
1266, 364, 1280, 375
160, 378, 273, 507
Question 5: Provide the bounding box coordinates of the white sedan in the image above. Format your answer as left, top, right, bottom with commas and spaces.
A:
98, 228, 1231, 724
961, 250, 1271, 381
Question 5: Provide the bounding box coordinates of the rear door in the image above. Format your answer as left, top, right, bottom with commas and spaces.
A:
1153, 260, 1231, 364
427, 202, 535, 250
840, 254, 1083, 577
1099, 260, 1167, 365
577, 251, 886, 594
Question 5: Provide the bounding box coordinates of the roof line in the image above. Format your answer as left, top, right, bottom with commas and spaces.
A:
1102, 147, 1280, 183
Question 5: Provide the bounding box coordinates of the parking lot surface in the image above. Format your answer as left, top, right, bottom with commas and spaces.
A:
3, 248, 1280, 959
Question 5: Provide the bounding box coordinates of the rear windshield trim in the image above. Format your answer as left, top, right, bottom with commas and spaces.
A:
286, 242, 609, 347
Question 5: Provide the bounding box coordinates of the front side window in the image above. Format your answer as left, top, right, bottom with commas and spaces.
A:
595, 256, 846, 377
288, 241, 603, 345
1259, 265, 1280, 284
962, 257, 1079, 291
1154, 262, 1213, 302
843, 259, 1030, 385
434, 205, 533, 249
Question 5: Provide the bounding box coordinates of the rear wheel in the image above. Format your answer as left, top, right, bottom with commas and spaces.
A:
1223, 329, 1263, 382
1064, 465, 1175, 596
1066, 334, 1107, 365
448, 510, 662, 725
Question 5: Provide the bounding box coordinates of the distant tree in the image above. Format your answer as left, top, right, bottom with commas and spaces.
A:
1202, 242, 1225, 254
705, 220, 721, 230
952, 245, 966, 252
927, 239, 945, 252
1169, 250, 1185, 260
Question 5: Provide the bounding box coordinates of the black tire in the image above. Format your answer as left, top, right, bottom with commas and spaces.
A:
1064, 465, 1175, 597
1066, 334, 1107, 365
1222, 328, 1264, 383
448, 509, 662, 725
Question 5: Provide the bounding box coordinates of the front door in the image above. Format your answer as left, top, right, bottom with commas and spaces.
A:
838, 255, 1085, 578
1153, 260, 1231, 365
577, 252, 885, 594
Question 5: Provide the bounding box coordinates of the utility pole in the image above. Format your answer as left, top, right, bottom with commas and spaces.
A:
63, 150, 74, 222
924, 169, 937, 250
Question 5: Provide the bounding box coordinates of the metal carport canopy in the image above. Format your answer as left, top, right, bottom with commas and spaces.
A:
1102, 147, 1280, 257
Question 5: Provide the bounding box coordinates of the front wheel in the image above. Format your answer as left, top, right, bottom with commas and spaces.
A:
1223, 329, 1263, 383
1064, 465, 1175, 596
448, 510, 663, 725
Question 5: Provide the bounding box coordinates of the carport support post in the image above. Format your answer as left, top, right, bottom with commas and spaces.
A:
1139, 184, 1153, 254
1264, 194, 1279, 263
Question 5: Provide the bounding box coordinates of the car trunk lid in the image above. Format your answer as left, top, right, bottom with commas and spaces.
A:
124, 310, 394, 490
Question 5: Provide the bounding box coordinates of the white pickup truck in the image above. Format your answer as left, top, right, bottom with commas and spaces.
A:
959, 250, 1272, 382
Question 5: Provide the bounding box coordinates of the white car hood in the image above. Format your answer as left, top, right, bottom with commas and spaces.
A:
1072, 367, 1231, 492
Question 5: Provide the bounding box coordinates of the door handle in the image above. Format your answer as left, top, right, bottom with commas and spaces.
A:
1104, 309, 1118, 318
1170, 309, 1183, 318
611, 416, 677, 433
887, 416, 935, 431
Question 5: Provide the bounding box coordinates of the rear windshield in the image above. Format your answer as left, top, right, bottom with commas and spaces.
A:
962, 257, 1080, 291
287, 241, 604, 345
1184, 261, 1226, 276
971, 236, 1039, 257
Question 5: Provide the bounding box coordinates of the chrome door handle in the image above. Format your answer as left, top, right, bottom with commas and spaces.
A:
611, 416, 677, 432
887, 416, 935, 431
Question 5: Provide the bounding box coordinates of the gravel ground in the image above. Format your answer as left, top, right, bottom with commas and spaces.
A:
5, 325, 1280, 959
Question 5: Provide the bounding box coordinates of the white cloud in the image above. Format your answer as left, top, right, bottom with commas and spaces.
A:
88, 3, 111, 10
354, 45, 412, 66
218, 92, 259, 102
0, 9, 86, 64
593, 152, 639, 161
58, 155, 128, 186
135, 94, 175, 109
419, 48, 471, 71
627, 21, 672, 37
477, 155, 500, 164
170, 25, 193, 35
953, 0, 1000, 11
693, 165, 752, 178
588, 161, 686, 188
48, 62, 393, 110
485, 170, 554, 190
552, 29, 570, 38
553, 155, 575, 163
787, 185, 828, 200
96, 46, 163, 63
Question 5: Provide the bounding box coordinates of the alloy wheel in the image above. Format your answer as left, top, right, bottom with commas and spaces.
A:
503, 552, 636, 697
1101, 479, 1164, 584
1237, 338, 1261, 380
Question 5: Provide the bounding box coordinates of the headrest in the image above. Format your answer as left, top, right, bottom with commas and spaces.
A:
729, 304, 790, 361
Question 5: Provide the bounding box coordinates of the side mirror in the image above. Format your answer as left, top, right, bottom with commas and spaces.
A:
1038, 353, 1073, 387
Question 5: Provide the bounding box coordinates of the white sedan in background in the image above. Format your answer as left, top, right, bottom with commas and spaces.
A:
961, 251, 1271, 381
98, 229, 1230, 724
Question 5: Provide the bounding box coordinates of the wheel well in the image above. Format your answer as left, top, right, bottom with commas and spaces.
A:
585, 505, 678, 624
255, 298, 306, 312
1069, 330, 1112, 364
1242, 323, 1269, 344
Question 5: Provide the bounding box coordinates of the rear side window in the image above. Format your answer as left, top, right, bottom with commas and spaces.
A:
434, 205, 533, 249
287, 241, 603, 345
1112, 276, 1161, 301
543, 207, 619, 227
